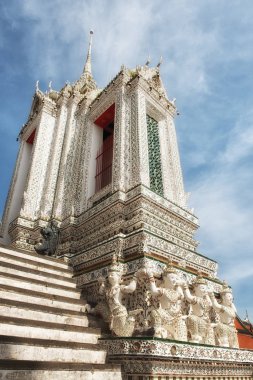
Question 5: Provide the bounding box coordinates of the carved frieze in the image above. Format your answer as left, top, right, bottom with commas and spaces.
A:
101, 338, 253, 363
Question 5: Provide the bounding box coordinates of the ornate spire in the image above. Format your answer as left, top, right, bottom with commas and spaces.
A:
83, 30, 94, 75
74, 29, 97, 93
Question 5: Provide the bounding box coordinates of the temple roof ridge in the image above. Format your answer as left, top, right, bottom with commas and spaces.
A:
134, 58, 168, 99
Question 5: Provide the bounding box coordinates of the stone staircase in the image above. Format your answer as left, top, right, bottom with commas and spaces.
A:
0, 245, 122, 379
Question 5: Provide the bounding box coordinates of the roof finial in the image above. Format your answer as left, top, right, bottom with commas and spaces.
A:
157, 56, 163, 68
145, 55, 151, 66
83, 30, 94, 75
245, 310, 250, 322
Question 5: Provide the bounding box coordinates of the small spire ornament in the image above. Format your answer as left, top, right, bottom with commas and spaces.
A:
83, 30, 94, 75
145, 55, 151, 66
157, 56, 163, 68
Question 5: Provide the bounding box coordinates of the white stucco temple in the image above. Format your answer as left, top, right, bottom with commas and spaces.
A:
0, 31, 252, 379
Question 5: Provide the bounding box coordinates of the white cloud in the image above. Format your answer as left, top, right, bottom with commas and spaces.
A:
218, 111, 253, 165
5, 0, 222, 96
14, 0, 158, 85
189, 106, 253, 317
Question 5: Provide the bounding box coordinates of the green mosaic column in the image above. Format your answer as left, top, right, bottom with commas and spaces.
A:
146, 115, 164, 196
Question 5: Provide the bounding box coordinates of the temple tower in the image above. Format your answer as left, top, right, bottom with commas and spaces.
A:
1, 32, 202, 271
1, 32, 253, 379
0, 31, 219, 284
1, 32, 219, 299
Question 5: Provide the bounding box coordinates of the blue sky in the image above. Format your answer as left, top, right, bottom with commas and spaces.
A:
0, 0, 252, 319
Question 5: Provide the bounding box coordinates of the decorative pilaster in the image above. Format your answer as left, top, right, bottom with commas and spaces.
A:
123, 95, 131, 191
112, 88, 126, 192
159, 117, 174, 201
52, 95, 80, 220
130, 92, 140, 188
20, 99, 56, 220
39, 95, 69, 220
166, 116, 186, 207
138, 91, 150, 187
73, 116, 93, 215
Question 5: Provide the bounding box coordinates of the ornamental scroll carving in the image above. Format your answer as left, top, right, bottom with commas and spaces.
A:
85, 256, 239, 348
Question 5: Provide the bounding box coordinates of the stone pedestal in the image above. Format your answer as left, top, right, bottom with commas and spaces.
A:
101, 337, 253, 379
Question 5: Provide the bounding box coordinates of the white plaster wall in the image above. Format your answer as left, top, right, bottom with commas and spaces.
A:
1, 141, 32, 243
87, 124, 103, 199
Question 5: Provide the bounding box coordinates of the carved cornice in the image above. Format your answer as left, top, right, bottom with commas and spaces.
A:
101, 337, 253, 363
87, 69, 127, 111
124, 74, 176, 118
121, 359, 252, 377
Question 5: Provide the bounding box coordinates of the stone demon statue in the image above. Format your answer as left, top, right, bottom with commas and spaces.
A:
148, 262, 188, 341
84, 255, 239, 347
85, 255, 142, 337
34, 220, 60, 257
183, 275, 215, 344
210, 282, 239, 348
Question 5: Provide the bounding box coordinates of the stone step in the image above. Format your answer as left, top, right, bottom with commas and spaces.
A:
0, 245, 70, 268
0, 340, 107, 364
0, 285, 86, 312
0, 361, 122, 380
0, 370, 122, 380
0, 316, 100, 344
0, 261, 76, 288
0, 272, 81, 299
0, 335, 103, 348
0, 361, 121, 370
0, 303, 89, 328
0, 249, 73, 277
1, 297, 84, 317
0, 246, 121, 378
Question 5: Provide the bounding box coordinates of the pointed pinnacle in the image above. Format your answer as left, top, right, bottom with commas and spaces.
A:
83, 30, 94, 75
157, 56, 163, 68
145, 55, 151, 66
